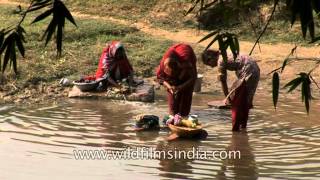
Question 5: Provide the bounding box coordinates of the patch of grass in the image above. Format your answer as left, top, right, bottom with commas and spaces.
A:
10, 0, 319, 44
66, 0, 158, 21
234, 20, 309, 45
0, 4, 174, 86
13, 0, 197, 31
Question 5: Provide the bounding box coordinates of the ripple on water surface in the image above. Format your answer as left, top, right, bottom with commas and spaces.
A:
0, 94, 319, 179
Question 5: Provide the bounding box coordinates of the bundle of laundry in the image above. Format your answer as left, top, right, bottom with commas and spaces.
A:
133, 114, 160, 131
163, 114, 200, 128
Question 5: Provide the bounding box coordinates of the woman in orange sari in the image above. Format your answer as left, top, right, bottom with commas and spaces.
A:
156, 43, 197, 117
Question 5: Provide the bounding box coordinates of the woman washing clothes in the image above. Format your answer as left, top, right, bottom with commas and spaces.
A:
201, 49, 260, 131
156, 43, 197, 117
85, 41, 135, 90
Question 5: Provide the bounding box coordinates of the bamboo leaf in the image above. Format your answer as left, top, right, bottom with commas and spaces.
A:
11, 40, 17, 73
281, 58, 289, 73
31, 8, 53, 24
16, 26, 26, 43
200, 0, 217, 11
15, 32, 25, 57
185, 6, 196, 15
17, 25, 26, 34
198, 30, 219, 43
33, 0, 76, 57
218, 36, 228, 62
185, 0, 200, 15
301, 76, 311, 113
28, 0, 52, 12
284, 76, 302, 92
272, 72, 280, 109
0, 33, 12, 55
205, 34, 219, 50
42, 19, 56, 46
308, 20, 315, 41
299, 0, 313, 39
290, 0, 300, 26
2, 38, 12, 72
228, 36, 237, 60
60, 1, 77, 27
32, 0, 52, 6
1, 32, 20, 73
56, 19, 64, 56
300, 18, 308, 39
28, 3, 51, 12
0, 29, 4, 48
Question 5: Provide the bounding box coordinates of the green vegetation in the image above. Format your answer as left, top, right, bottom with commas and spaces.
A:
0, 4, 173, 84
14, 0, 197, 30
12, 0, 318, 45
1, 0, 319, 110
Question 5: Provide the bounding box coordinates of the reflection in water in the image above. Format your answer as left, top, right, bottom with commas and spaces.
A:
217, 132, 258, 180
0, 92, 320, 179
157, 140, 201, 179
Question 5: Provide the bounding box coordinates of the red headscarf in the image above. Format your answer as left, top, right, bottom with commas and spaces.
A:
156, 43, 197, 83
95, 41, 133, 80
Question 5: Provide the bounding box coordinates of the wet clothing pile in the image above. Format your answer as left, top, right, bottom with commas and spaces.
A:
164, 114, 199, 128
134, 114, 160, 130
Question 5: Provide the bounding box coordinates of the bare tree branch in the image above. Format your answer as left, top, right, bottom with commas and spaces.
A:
249, 0, 280, 55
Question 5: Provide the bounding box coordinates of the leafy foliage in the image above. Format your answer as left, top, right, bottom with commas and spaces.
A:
198, 31, 239, 61
27, 0, 52, 12
272, 72, 279, 109
0, 26, 26, 73
0, 29, 4, 53
31, 0, 77, 56
188, 0, 319, 113
283, 73, 312, 113
0, 0, 76, 74
270, 45, 318, 113
286, 0, 320, 41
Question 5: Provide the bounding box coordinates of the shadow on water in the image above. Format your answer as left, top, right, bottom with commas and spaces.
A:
0, 90, 320, 179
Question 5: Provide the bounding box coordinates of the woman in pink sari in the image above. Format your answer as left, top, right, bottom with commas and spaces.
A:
156, 43, 197, 117
201, 50, 260, 131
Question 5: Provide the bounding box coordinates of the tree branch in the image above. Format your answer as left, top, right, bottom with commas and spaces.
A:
249, 0, 280, 55
309, 62, 320, 74
310, 75, 320, 90
248, 11, 261, 53
17, 0, 36, 27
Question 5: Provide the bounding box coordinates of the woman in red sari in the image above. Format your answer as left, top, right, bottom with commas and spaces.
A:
156, 43, 197, 117
86, 41, 134, 88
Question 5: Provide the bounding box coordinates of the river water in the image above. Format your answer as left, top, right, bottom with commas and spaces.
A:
0, 90, 319, 180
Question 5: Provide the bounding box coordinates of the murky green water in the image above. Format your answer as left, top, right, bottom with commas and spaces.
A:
0, 90, 319, 180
